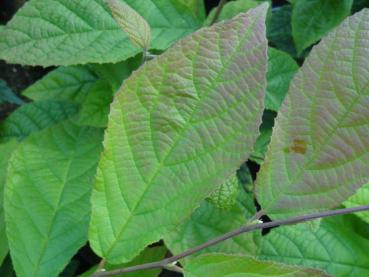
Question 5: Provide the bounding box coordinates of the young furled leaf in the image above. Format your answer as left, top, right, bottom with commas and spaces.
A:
256, 9, 369, 219
89, 5, 268, 264
105, 0, 151, 50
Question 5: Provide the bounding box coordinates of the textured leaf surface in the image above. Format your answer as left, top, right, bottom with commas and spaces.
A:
208, 173, 239, 209
256, 9, 369, 218
78, 246, 167, 277
4, 122, 103, 277
0, 0, 200, 66
165, 190, 260, 262
22, 66, 98, 103
89, 6, 267, 263
259, 216, 369, 276
76, 80, 114, 128
266, 48, 298, 112
0, 100, 79, 142
184, 254, 328, 277
292, 0, 353, 54
106, 0, 151, 49
0, 140, 18, 265
344, 182, 369, 223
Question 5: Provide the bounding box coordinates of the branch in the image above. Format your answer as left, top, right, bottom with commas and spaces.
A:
92, 204, 369, 277
210, 0, 227, 25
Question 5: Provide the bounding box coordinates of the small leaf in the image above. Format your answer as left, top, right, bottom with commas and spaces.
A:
259, 215, 369, 276
0, 100, 79, 142
344, 182, 369, 223
89, 5, 268, 264
292, 0, 353, 54
0, 140, 18, 265
105, 0, 151, 50
0, 80, 24, 105
256, 9, 369, 218
78, 246, 167, 277
208, 174, 239, 210
184, 253, 328, 277
165, 190, 260, 263
267, 5, 297, 57
266, 48, 298, 112
5, 121, 103, 277
250, 110, 276, 164
76, 80, 114, 128
22, 66, 98, 103
90, 55, 141, 92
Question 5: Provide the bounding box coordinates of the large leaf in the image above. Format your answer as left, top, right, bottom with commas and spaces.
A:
0, 100, 79, 142
0, 0, 200, 66
259, 215, 369, 276
4, 122, 103, 277
89, 5, 268, 264
22, 66, 98, 103
78, 246, 167, 277
175, 0, 206, 21
292, 0, 353, 54
164, 191, 260, 263
344, 182, 369, 223
256, 9, 369, 218
184, 254, 328, 277
0, 140, 18, 265
266, 48, 298, 112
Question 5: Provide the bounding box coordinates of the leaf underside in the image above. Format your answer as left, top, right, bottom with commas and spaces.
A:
256, 9, 369, 218
89, 5, 268, 264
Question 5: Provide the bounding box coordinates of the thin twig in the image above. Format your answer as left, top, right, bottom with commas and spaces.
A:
96, 259, 106, 272
92, 205, 369, 277
210, 0, 227, 25
163, 264, 184, 274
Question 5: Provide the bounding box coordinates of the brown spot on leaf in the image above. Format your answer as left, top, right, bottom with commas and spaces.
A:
285, 139, 307, 154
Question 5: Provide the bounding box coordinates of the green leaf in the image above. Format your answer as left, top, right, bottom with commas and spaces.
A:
78, 246, 167, 277
184, 253, 328, 277
292, 0, 353, 54
259, 215, 369, 276
174, 0, 206, 21
267, 5, 297, 57
0, 80, 24, 105
250, 110, 276, 164
76, 80, 114, 128
105, 0, 151, 50
22, 66, 98, 103
256, 9, 369, 218
208, 173, 239, 210
204, 0, 260, 26
344, 182, 369, 223
0, 100, 79, 142
266, 48, 298, 112
165, 191, 260, 263
0, 0, 201, 66
4, 122, 103, 277
0, 141, 18, 265
90, 55, 141, 92
89, 5, 268, 264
